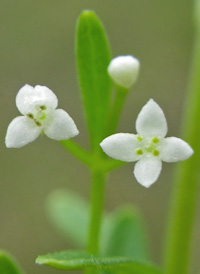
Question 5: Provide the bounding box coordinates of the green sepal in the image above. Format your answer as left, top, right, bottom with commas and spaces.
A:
103, 205, 149, 261
36, 250, 162, 274
76, 10, 112, 150
0, 250, 24, 274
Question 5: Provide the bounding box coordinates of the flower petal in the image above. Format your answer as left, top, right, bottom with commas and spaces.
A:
44, 109, 79, 140
5, 116, 41, 148
136, 99, 168, 138
16, 84, 58, 114
160, 137, 193, 162
134, 157, 162, 187
100, 133, 140, 162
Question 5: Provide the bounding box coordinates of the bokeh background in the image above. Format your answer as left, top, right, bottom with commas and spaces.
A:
0, 0, 199, 273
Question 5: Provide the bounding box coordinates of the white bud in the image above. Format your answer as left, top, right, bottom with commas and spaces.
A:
108, 55, 140, 89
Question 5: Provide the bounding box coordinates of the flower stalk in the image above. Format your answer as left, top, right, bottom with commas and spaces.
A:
106, 85, 128, 135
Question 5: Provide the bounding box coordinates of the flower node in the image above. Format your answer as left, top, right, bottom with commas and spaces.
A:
135, 148, 143, 155
136, 135, 143, 142
35, 120, 42, 127
151, 136, 159, 144
153, 149, 160, 157
27, 113, 34, 119
40, 105, 46, 110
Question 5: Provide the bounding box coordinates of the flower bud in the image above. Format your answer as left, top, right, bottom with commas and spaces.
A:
108, 55, 140, 89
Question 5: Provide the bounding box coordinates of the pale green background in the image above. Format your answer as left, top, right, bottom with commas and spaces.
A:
0, 0, 199, 274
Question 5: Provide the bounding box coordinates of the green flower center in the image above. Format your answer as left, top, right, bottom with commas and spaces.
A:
135, 136, 160, 157
136, 135, 143, 142
135, 148, 144, 155
27, 105, 47, 126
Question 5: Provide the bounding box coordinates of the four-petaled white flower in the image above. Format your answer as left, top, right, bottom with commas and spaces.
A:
100, 99, 193, 187
5, 85, 79, 148
107, 55, 140, 89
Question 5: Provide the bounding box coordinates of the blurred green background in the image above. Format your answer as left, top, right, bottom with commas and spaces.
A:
0, 0, 199, 273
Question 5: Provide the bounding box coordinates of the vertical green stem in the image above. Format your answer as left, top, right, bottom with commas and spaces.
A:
88, 168, 106, 254
86, 86, 128, 259
85, 166, 106, 274
163, 27, 200, 274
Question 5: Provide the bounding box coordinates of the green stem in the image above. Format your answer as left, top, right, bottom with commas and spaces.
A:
163, 28, 200, 274
88, 169, 106, 254
84, 86, 129, 274
60, 140, 92, 167
85, 167, 106, 274
61, 140, 107, 274
106, 85, 128, 135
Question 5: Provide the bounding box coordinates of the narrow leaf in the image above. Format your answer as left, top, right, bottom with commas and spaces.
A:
36, 251, 162, 274
103, 205, 149, 261
0, 250, 24, 274
45, 189, 89, 247
76, 10, 112, 150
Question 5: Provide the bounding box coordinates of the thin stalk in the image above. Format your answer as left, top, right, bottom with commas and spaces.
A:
104, 158, 126, 172
60, 140, 92, 167
106, 85, 128, 135
163, 28, 200, 274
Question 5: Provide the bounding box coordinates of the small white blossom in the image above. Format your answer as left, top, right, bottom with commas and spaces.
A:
100, 99, 193, 187
107, 55, 140, 88
5, 85, 79, 148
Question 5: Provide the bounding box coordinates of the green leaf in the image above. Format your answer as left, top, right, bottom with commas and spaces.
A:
103, 205, 149, 261
46, 191, 149, 261
45, 189, 110, 250
76, 10, 112, 150
45, 189, 89, 247
36, 251, 163, 274
0, 250, 24, 274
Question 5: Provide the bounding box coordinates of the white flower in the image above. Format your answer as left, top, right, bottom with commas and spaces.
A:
100, 99, 193, 187
107, 55, 140, 88
5, 84, 79, 148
